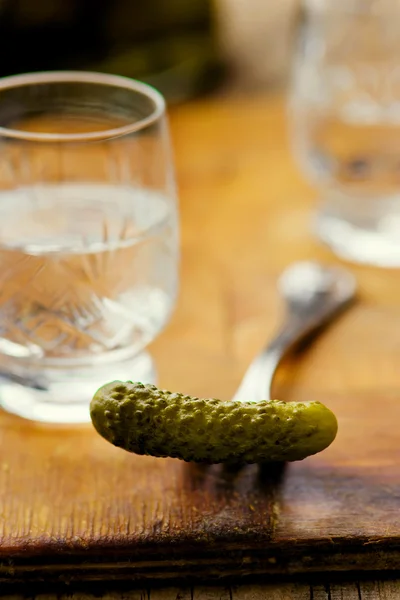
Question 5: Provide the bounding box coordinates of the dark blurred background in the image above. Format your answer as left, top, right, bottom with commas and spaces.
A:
0, 0, 298, 103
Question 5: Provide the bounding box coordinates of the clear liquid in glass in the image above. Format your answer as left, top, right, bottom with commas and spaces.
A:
290, 5, 400, 266
0, 183, 178, 421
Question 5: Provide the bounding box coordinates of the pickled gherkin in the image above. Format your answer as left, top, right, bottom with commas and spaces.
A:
90, 381, 338, 464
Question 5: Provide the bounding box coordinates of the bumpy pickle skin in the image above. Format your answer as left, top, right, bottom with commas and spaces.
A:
90, 381, 338, 464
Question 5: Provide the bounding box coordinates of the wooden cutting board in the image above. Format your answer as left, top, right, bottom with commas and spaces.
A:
1, 95, 400, 586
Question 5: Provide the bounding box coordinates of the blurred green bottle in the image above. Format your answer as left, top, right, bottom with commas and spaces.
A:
0, 0, 225, 103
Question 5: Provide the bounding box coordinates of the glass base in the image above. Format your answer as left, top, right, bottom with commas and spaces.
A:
0, 351, 156, 424
315, 195, 400, 267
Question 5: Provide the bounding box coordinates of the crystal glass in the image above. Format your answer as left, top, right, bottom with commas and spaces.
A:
0, 71, 179, 423
289, 0, 400, 266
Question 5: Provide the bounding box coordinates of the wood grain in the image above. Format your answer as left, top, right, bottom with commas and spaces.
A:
6, 580, 400, 600
0, 93, 400, 586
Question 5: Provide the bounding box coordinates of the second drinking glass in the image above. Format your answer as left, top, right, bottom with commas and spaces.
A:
289, 0, 400, 267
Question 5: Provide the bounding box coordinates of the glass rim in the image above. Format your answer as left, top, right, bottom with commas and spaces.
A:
0, 70, 166, 142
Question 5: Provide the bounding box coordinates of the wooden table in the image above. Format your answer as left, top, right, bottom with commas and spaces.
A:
4, 92, 400, 598
9, 580, 400, 599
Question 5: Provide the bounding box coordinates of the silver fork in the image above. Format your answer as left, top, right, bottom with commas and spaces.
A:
232, 261, 357, 403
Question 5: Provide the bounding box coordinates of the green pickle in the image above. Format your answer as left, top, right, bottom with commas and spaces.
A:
90, 381, 338, 464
